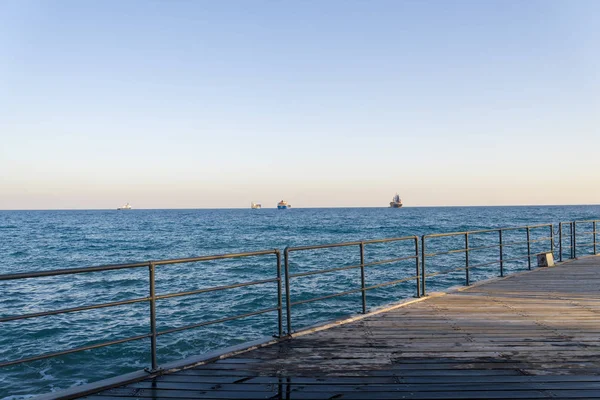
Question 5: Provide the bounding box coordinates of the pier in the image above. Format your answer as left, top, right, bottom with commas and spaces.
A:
2, 220, 599, 399
80, 256, 600, 399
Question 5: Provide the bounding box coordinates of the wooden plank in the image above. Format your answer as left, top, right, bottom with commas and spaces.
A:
127, 380, 600, 392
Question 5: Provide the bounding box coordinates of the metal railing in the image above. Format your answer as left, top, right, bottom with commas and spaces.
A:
0, 250, 282, 372
558, 222, 574, 261
572, 220, 598, 259
421, 224, 554, 296
0, 219, 599, 388
283, 236, 419, 333
557, 220, 599, 261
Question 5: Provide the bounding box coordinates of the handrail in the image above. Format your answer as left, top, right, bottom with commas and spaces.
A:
1, 219, 598, 394
0, 250, 280, 281
0, 261, 151, 281
421, 224, 554, 294
0, 249, 282, 371
556, 220, 599, 261
284, 236, 419, 333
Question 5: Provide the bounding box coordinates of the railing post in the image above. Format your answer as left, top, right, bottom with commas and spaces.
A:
573, 222, 577, 259
414, 237, 421, 298
569, 222, 573, 259
465, 233, 470, 286
526, 227, 531, 270
359, 242, 367, 314
284, 248, 292, 335
550, 224, 554, 257
499, 229, 504, 277
148, 262, 158, 371
421, 236, 426, 296
594, 221, 597, 255
559, 222, 563, 262
276, 251, 283, 338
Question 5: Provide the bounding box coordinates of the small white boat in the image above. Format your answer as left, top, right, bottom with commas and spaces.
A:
251, 202, 262, 209
117, 203, 132, 210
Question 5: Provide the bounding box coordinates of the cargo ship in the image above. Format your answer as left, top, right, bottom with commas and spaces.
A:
117, 203, 132, 210
277, 200, 290, 209
389, 194, 403, 208
251, 202, 262, 209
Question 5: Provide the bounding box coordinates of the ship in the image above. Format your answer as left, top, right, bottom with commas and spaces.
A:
117, 203, 132, 210
389, 194, 403, 208
251, 202, 262, 209
277, 200, 290, 210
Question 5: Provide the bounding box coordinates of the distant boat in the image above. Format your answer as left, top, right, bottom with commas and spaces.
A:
251, 202, 262, 209
389, 193, 403, 208
277, 200, 290, 210
117, 203, 132, 210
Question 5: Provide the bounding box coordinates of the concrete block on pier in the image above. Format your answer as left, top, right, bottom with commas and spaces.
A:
537, 251, 555, 267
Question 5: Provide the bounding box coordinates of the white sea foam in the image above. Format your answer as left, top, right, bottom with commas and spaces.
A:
39, 367, 54, 381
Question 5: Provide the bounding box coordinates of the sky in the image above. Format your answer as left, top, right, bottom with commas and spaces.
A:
1, 0, 599, 209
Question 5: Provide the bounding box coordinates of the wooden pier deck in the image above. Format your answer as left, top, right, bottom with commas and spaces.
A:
84, 256, 600, 399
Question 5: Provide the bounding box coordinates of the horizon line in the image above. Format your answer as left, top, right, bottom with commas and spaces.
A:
1, 203, 599, 211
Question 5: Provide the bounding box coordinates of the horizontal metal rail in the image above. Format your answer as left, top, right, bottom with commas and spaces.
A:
0, 333, 152, 368
500, 253, 545, 264
424, 224, 553, 239
157, 306, 280, 336
578, 231, 596, 235
290, 288, 364, 307
423, 250, 556, 280
0, 296, 150, 323
424, 265, 466, 279
285, 241, 363, 252
287, 255, 417, 279
424, 237, 553, 258
155, 277, 279, 301
289, 273, 422, 308
288, 263, 363, 278
0, 250, 280, 282
0, 261, 151, 281
364, 275, 419, 291
465, 243, 502, 252
576, 242, 596, 248
363, 255, 418, 268
466, 259, 503, 270
151, 250, 280, 265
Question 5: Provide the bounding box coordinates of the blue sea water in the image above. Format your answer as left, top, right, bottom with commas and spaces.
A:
0, 205, 599, 399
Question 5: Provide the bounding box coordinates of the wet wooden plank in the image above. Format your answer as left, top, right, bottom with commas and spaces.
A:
127, 380, 600, 392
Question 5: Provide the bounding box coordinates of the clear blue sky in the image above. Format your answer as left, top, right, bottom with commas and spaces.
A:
1, 0, 599, 209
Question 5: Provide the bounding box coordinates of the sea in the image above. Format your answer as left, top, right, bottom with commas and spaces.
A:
1, 205, 599, 399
